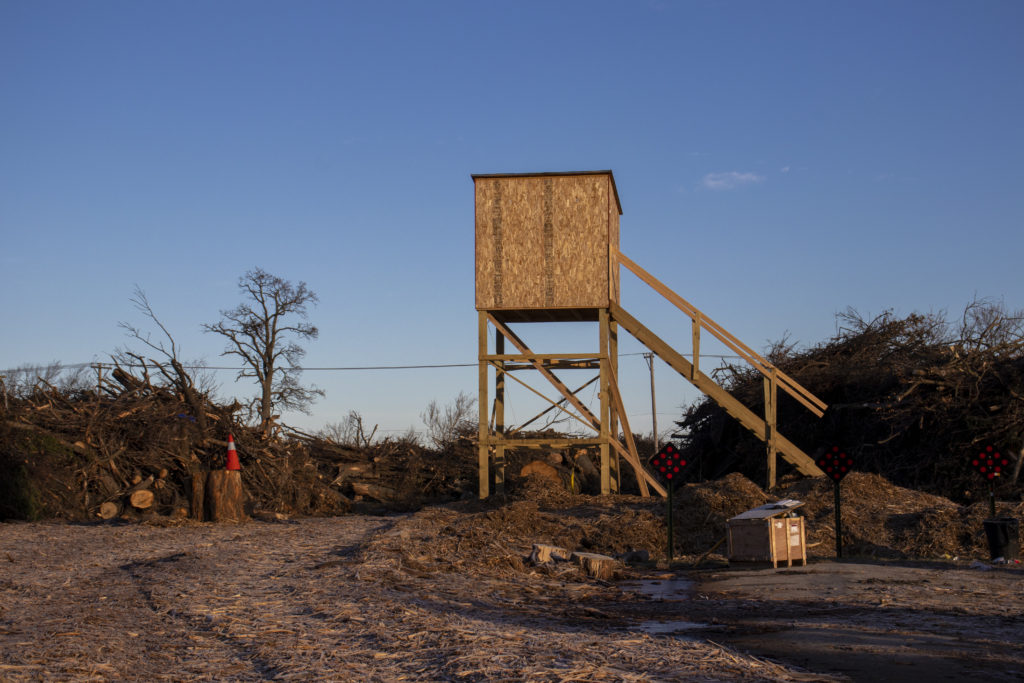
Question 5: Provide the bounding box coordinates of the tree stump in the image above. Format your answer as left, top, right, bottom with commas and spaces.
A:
205, 470, 247, 523
530, 543, 569, 565
570, 552, 619, 580
190, 473, 206, 521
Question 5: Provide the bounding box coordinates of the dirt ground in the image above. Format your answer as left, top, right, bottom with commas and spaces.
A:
2, 477, 1023, 682
646, 562, 1024, 682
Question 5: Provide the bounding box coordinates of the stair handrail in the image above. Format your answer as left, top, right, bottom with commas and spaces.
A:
616, 250, 827, 417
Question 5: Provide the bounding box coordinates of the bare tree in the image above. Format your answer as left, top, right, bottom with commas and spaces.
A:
2, 361, 90, 399
203, 268, 323, 436
117, 285, 215, 432
320, 410, 377, 448
421, 391, 476, 451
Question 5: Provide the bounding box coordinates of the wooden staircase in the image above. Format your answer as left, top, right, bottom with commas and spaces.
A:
614, 252, 826, 483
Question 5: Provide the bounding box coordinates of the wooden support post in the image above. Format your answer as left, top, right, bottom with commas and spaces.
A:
606, 374, 652, 497
609, 314, 620, 492
599, 308, 612, 495
764, 368, 778, 490
478, 312, 490, 499
494, 331, 506, 495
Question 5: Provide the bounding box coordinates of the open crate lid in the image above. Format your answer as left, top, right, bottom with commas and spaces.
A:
729, 499, 805, 521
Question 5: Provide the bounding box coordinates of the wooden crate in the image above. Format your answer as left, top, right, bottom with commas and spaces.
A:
473, 171, 621, 321
727, 516, 807, 568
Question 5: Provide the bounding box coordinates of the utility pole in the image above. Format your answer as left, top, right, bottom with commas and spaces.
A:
644, 353, 658, 451
91, 363, 103, 399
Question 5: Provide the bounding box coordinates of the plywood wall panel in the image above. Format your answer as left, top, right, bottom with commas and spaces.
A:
475, 172, 621, 314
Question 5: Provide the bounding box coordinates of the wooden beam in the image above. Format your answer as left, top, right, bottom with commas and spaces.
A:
487, 315, 601, 430
609, 315, 620, 492
764, 368, 777, 490
610, 303, 824, 477
490, 437, 607, 449
606, 373, 655, 497
488, 362, 596, 432
482, 353, 602, 361
599, 309, 612, 494
478, 312, 490, 499
504, 360, 600, 371
495, 331, 505, 495
607, 437, 666, 497
507, 376, 599, 436
617, 251, 827, 417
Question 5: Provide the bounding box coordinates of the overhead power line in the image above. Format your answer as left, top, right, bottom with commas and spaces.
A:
2, 351, 746, 376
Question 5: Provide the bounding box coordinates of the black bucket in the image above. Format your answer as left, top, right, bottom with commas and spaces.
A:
983, 517, 1019, 561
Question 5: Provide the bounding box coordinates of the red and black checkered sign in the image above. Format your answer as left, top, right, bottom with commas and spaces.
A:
817, 446, 853, 482
971, 445, 1010, 480
648, 443, 688, 488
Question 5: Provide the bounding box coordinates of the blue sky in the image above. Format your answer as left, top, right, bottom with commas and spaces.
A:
2, 1, 1022, 438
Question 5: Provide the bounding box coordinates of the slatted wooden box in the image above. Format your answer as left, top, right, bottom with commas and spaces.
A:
473, 171, 622, 322
727, 500, 808, 568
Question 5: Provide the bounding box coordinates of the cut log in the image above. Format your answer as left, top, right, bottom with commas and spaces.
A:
350, 481, 398, 503
570, 552, 619, 580
520, 460, 561, 485
129, 489, 154, 510
205, 470, 247, 523
127, 474, 154, 494
98, 501, 120, 520
530, 543, 569, 565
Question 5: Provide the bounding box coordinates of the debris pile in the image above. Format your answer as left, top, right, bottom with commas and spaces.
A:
675, 304, 1024, 503
0, 365, 475, 522
414, 471, 1024, 569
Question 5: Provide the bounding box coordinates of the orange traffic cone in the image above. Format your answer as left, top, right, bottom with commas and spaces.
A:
226, 434, 241, 470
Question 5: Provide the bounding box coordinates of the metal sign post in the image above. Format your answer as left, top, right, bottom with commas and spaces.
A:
971, 445, 1009, 518
648, 443, 689, 564
834, 481, 843, 559
817, 446, 854, 559
666, 483, 674, 563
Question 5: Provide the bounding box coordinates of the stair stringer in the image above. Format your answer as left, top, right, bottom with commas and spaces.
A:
609, 303, 824, 477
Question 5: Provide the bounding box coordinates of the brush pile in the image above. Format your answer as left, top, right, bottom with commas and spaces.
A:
675, 302, 1024, 503
0, 363, 476, 522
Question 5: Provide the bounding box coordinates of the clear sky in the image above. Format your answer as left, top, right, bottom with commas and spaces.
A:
3, 1, 1022, 439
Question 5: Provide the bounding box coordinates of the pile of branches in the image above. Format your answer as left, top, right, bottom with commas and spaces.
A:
674, 300, 1024, 503
0, 361, 476, 522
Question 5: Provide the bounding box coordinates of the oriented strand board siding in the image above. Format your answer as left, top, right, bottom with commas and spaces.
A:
609, 189, 620, 304
501, 177, 546, 309
475, 173, 618, 311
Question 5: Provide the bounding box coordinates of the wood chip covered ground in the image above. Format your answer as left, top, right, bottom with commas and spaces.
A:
2, 515, 833, 682
3, 472, 1023, 682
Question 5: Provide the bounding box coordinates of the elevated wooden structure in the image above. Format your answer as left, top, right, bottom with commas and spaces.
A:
473, 170, 826, 498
